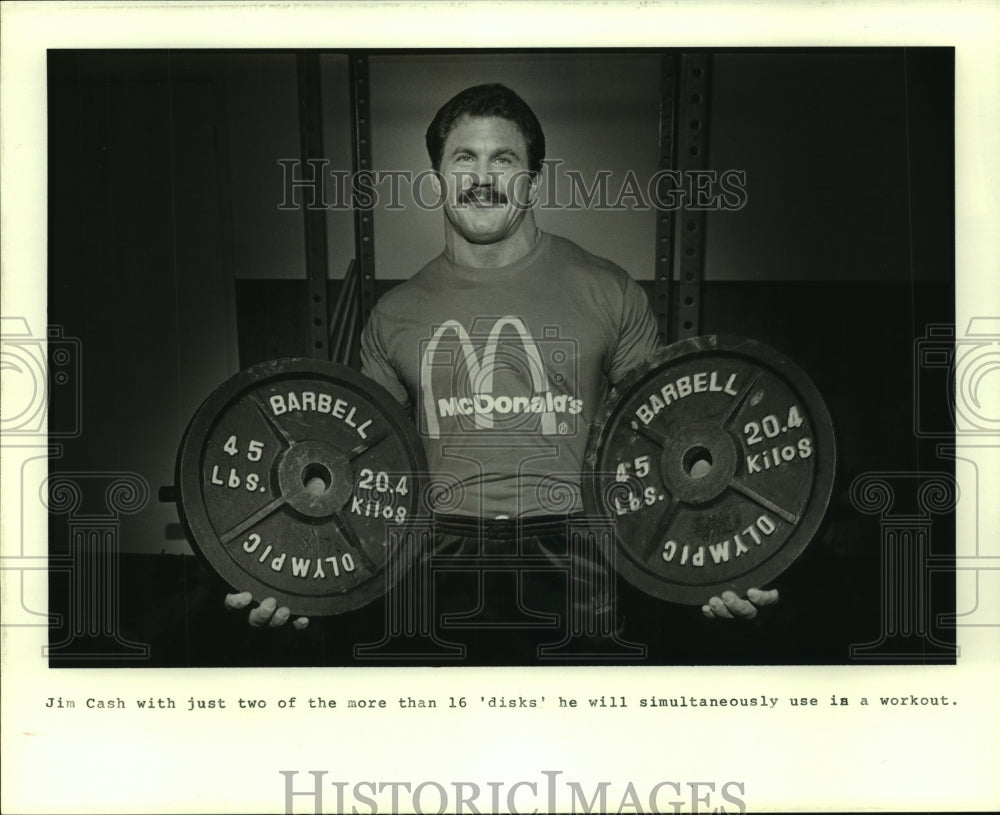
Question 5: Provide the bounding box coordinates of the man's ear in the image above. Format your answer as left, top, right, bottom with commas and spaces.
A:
528, 171, 541, 204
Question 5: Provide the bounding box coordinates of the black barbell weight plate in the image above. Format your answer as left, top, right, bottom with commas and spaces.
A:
583, 336, 836, 605
176, 358, 427, 616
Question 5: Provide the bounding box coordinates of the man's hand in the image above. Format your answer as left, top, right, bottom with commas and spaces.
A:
701, 588, 778, 621
225, 592, 309, 630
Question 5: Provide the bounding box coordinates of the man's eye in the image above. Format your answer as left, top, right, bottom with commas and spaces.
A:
454, 154, 473, 162
493, 156, 512, 165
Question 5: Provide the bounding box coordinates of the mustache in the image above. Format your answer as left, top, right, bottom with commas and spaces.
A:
457, 185, 508, 206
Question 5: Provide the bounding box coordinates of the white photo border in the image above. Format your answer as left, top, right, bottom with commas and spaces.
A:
2, 2, 998, 814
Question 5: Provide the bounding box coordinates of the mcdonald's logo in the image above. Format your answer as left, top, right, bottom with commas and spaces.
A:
419, 317, 582, 439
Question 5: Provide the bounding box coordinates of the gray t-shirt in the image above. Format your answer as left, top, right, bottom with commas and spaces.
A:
361, 231, 660, 517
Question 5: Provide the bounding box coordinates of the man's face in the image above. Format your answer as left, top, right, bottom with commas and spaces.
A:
434, 115, 537, 246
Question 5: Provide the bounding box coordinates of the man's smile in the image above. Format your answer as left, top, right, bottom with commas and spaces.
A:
457, 186, 507, 207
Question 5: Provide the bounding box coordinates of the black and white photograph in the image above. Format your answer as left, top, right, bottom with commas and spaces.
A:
2, 3, 998, 814
40, 45, 958, 669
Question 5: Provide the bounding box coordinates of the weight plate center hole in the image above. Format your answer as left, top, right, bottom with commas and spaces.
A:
683, 445, 713, 479
302, 463, 333, 496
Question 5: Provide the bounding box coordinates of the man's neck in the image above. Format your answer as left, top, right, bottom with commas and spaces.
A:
443, 215, 541, 269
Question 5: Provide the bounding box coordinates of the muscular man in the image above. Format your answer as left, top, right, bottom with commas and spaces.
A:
229, 83, 777, 632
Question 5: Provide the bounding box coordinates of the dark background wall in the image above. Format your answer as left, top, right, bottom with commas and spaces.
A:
47, 48, 954, 665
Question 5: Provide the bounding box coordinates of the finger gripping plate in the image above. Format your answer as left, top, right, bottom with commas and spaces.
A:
583, 336, 836, 605
176, 358, 428, 616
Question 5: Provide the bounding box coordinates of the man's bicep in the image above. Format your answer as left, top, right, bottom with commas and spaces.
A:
608, 276, 663, 384
359, 312, 412, 410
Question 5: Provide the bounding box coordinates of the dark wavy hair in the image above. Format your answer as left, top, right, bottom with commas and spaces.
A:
425, 83, 546, 175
